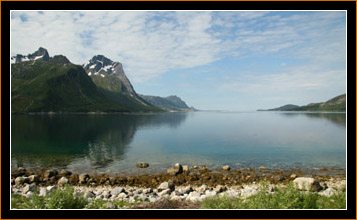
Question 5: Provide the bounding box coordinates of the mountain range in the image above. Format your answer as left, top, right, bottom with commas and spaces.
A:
11, 48, 194, 113
257, 94, 346, 112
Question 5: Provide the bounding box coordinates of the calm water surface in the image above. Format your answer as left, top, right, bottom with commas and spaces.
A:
11, 112, 346, 175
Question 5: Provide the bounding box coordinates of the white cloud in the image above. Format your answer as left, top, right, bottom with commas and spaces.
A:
11, 10, 346, 87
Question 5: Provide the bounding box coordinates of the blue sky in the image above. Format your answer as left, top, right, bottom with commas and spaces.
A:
11, 11, 346, 110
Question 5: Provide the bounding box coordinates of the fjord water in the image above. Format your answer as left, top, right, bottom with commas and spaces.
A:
11, 112, 346, 175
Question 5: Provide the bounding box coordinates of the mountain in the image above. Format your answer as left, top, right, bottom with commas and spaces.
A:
257, 104, 299, 111
257, 94, 346, 112
11, 47, 50, 63
287, 94, 346, 111
11, 48, 160, 113
140, 95, 194, 111
82, 55, 155, 109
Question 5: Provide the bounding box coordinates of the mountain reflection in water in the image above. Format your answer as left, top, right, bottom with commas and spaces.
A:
11, 113, 189, 169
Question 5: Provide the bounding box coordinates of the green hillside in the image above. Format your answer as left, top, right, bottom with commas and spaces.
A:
11, 60, 159, 113
288, 94, 346, 112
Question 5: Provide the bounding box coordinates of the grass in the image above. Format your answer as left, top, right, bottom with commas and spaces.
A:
201, 183, 346, 209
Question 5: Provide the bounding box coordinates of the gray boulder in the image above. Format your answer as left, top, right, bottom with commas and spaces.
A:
167, 163, 183, 175
293, 177, 322, 191
111, 187, 124, 197
158, 181, 175, 191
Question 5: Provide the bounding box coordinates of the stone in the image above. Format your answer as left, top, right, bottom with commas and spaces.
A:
15, 177, 28, 185
118, 192, 128, 199
222, 165, 231, 171
184, 186, 193, 193
192, 165, 198, 169
182, 165, 189, 173
290, 174, 297, 179
46, 185, 57, 193
171, 195, 182, 201
28, 175, 39, 184
293, 177, 322, 191
25, 191, 34, 198
22, 184, 36, 194
57, 177, 68, 186
186, 191, 201, 202
59, 170, 72, 176
43, 170, 57, 179
136, 163, 149, 168
83, 191, 95, 199
39, 188, 47, 197
79, 173, 90, 184
158, 182, 175, 191
318, 188, 337, 197
196, 184, 208, 193
102, 191, 111, 199
111, 187, 124, 197
214, 185, 227, 193
259, 166, 266, 170
199, 165, 208, 171
158, 189, 171, 196
241, 185, 259, 198
205, 190, 217, 197
142, 188, 153, 194
167, 163, 183, 175
103, 202, 117, 209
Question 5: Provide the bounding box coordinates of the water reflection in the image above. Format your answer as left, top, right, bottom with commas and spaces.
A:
11, 113, 188, 169
279, 112, 346, 127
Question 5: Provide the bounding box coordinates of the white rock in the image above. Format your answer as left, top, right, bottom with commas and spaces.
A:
293, 177, 322, 191
22, 184, 36, 194
118, 192, 128, 199
158, 182, 174, 191
46, 185, 57, 193
25, 191, 34, 198
205, 190, 217, 197
57, 177, 68, 186
318, 188, 338, 197
158, 189, 171, 196
196, 184, 208, 193
102, 190, 111, 199
171, 195, 182, 201
39, 188, 48, 197
186, 191, 201, 201
84, 191, 95, 198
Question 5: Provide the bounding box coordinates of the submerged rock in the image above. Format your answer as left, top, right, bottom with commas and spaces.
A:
136, 163, 149, 168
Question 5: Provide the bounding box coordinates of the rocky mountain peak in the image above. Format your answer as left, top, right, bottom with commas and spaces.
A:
11, 47, 50, 63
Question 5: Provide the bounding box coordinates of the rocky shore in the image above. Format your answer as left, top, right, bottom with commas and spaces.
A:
11, 164, 346, 209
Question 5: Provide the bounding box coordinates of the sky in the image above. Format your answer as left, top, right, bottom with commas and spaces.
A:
11, 11, 346, 111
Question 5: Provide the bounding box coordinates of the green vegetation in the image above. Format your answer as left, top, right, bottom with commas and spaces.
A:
11, 186, 87, 209
258, 94, 346, 112
11, 60, 161, 113
11, 186, 139, 209
201, 183, 346, 209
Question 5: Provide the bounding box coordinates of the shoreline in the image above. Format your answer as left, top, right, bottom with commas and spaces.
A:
11, 165, 346, 209
11, 165, 346, 188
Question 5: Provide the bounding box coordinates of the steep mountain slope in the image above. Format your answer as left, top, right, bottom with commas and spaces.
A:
11, 48, 159, 113
82, 55, 155, 110
140, 95, 194, 111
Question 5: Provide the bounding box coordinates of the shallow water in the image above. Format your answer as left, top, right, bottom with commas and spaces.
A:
11, 111, 346, 175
